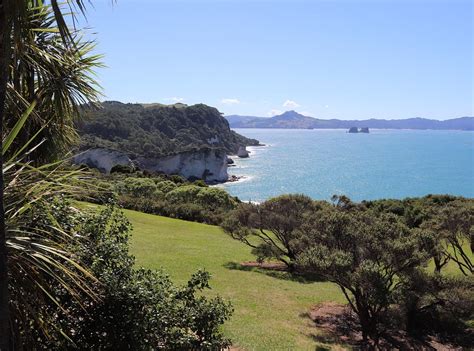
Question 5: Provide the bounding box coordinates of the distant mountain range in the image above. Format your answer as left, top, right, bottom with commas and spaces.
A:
226, 111, 474, 130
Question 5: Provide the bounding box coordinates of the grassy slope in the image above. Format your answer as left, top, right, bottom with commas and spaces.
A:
122, 208, 346, 351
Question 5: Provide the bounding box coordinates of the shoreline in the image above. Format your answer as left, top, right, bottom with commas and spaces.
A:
221, 143, 271, 185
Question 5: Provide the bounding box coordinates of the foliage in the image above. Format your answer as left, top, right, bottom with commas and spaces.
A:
394, 269, 474, 339
3, 106, 97, 347
223, 194, 474, 345
222, 194, 321, 269
6, 172, 97, 347
0, 0, 102, 347
298, 208, 432, 343
78, 101, 260, 158
5, 2, 102, 163
18, 200, 233, 350
364, 195, 474, 274
79, 171, 239, 225
126, 208, 346, 351
424, 201, 474, 275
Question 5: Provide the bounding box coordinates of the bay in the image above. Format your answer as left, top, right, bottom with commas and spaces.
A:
220, 129, 474, 202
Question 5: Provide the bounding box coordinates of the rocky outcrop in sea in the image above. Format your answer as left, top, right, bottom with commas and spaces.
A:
348, 127, 370, 133
237, 146, 250, 158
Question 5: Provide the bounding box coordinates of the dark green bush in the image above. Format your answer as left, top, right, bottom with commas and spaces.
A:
22, 199, 233, 350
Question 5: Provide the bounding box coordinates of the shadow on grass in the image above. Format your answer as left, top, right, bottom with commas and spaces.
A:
314, 347, 330, 351
223, 261, 325, 283
300, 302, 474, 351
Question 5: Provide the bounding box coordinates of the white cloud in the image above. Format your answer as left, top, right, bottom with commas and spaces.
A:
300, 111, 312, 116
164, 97, 185, 103
283, 100, 300, 108
268, 109, 283, 117
221, 98, 240, 105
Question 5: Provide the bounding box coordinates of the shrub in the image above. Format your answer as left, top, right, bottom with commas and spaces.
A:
166, 185, 202, 204
26, 200, 233, 349
116, 177, 159, 197
110, 164, 134, 174
196, 187, 237, 211
155, 180, 178, 194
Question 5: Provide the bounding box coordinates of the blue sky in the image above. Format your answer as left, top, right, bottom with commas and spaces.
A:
83, 0, 473, 119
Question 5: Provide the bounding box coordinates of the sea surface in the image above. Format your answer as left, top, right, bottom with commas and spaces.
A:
220, 129, 474, 202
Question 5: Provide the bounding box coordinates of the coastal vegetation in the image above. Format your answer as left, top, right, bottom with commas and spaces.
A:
78, 170, 238, 225
0, 1, 101, 348
124, 208, 346, 350
223, 194, 474, 347
0, 1, 232, 349
126, 206, 473, 350
1, 0, 472, 350
78, 101, 259, 158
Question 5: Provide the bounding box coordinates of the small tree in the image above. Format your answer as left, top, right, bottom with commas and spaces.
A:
298, 209, 431, 344
222, 194, 320, 270
427, 202, 473, 275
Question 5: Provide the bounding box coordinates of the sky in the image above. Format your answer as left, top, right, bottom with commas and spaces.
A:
82, 0, 473, 119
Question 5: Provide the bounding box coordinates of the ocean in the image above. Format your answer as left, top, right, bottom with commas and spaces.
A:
220, 128, 474, 202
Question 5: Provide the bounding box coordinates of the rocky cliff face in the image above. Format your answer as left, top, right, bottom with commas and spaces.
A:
73, 147, 228, 183
73, 148, 135, 174
135, 148, 228, 183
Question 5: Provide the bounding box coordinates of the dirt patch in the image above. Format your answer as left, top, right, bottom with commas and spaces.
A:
240, 261, 288, 271
309, 302, 361, 344
308, 302, 470, 350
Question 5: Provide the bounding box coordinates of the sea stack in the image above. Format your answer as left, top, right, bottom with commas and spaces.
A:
348, 127, 370, 133
348, 127, 359, 133
237, 146, 250, 158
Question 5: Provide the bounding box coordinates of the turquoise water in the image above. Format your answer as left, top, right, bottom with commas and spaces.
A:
221, 129, 474, 202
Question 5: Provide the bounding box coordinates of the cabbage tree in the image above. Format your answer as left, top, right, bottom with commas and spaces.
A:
0, 1, 98, 348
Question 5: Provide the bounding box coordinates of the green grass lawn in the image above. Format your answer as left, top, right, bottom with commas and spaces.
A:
120, 207, 346, 351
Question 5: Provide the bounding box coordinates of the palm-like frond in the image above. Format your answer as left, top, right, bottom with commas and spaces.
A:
1, 0, 101, 347
6, 2, 103, 162
4, 141, 101, 346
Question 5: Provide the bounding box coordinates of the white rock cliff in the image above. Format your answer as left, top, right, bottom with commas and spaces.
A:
73, 148, 229, 183
73, 148, 135, 174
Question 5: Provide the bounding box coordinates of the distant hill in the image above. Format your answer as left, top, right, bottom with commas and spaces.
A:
78, 101, 260, 158
226, 111, 474, 130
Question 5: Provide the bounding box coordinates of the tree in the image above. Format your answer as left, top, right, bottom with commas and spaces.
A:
222, 194, 319, 270
297, 208, 431, 344
427, 201, 474, 275
394, 269, 474, 338
0, 1, 95, 348
6, 3, 102, 162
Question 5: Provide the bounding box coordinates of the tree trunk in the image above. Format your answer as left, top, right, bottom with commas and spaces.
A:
355, 298, 378, 350
433, 254, 442, 273
0, 0, 11, 349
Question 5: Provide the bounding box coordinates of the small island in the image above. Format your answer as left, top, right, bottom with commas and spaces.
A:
348, 126, 370, 133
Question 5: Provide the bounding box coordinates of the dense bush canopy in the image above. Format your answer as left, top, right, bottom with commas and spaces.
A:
80, 171, 239, 225
78, 102, 260, 158
223, 194, 474, 346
